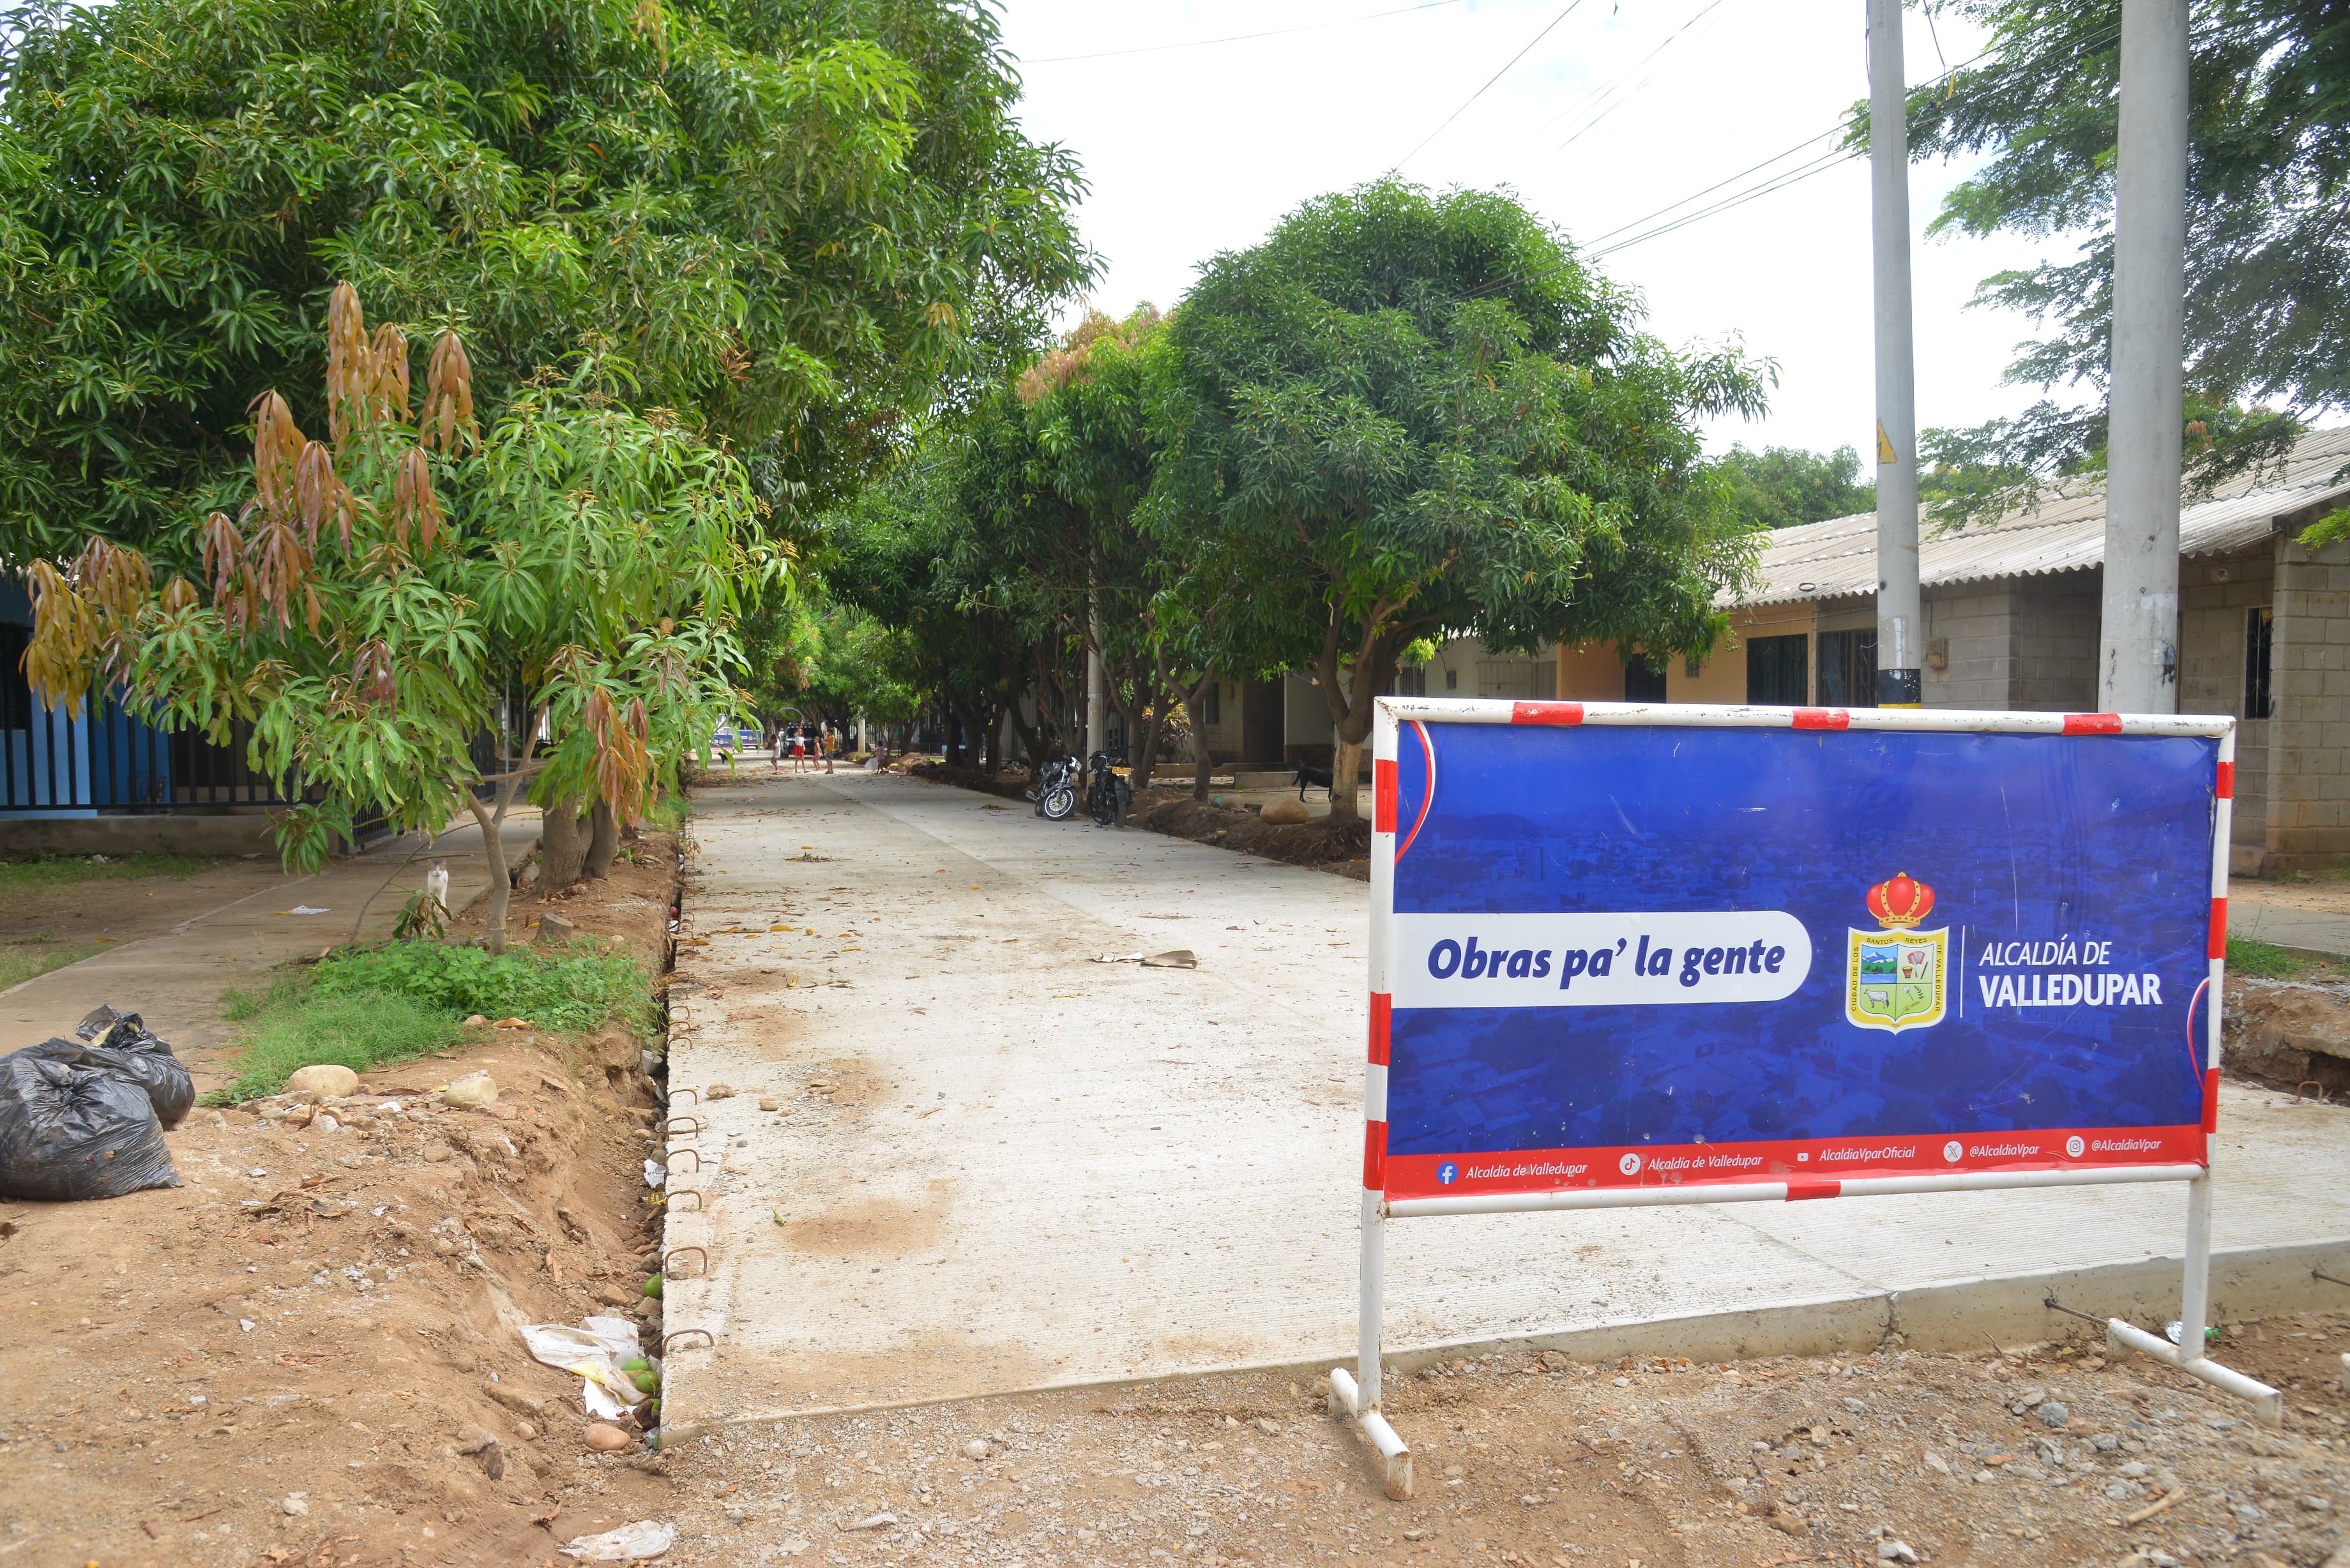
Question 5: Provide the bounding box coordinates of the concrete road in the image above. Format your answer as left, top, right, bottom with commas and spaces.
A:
659, 773, 2350, 1431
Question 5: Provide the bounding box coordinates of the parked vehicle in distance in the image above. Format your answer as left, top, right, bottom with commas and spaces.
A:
1031, 751, 1080, 820
1086, 749, 1131, 828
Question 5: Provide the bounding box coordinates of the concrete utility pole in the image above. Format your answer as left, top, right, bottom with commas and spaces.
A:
1085, 583, 1106, 759
2101, 0, 2190, 714
1869, 0, 1923, 709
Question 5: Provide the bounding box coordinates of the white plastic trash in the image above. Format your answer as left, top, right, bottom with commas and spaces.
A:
560, 1520, 675, 1560
520, 1316, 648, 1418
643, 1158, 666, 1190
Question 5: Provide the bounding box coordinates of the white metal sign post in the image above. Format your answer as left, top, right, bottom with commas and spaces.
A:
1331, 697, 2281, 1502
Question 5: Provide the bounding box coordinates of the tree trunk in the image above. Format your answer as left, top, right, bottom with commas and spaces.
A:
465, 796, 511, 954
541, 803, 590, 890
584, 799, 619, 880
1181, 674, 1217, 800
1331, 734, 1367, 821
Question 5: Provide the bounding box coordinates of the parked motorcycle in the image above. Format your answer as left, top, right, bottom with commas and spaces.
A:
1086, 749, 1132, 829
1030, 751, 1080, 820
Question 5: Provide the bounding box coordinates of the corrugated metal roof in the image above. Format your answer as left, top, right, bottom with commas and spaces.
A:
1741, 425, 2350, 606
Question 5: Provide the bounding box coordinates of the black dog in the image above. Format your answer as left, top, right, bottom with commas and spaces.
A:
1294, 764, 1334, 800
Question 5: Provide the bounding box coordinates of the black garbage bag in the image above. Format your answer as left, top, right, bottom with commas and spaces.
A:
68, 1004, 195, 1129
0, 1053, 181, 1202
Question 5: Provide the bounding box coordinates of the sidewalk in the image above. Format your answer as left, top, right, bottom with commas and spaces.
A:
2231, 882, 2350, 959
0, 807, 541, 1091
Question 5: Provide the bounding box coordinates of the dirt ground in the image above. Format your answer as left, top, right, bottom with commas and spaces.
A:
630, 1311, 2350, 1568
0, 836, 688, 1568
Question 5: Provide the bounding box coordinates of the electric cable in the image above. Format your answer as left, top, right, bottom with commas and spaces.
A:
1020, 0, 1471, 66
1539, 0, 1731, 150
1394, 0, 1591, 170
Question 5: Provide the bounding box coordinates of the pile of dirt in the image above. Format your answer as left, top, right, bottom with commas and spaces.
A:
906, 764, 1374, 880
2226, 976, 2350, 1095
0, 835, 688, 1568
641, 1311, 2350, 1567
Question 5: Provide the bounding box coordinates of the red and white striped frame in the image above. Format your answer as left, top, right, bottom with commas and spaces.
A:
1335, 696, 2264, 1469
1361, 695, 2238, 1206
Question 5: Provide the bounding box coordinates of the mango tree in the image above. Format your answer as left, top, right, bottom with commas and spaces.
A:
1152, 180, 1772, 819
24, 287, 761, 947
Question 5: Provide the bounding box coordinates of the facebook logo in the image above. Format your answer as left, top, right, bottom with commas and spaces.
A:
1437, 1162, 1459, 1185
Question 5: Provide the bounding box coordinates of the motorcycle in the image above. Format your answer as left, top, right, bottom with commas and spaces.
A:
1086, 749, 1132, 829
1029, 751, 1080, 820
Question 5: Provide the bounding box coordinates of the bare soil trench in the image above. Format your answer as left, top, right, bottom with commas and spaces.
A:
0, 839, 688, 1568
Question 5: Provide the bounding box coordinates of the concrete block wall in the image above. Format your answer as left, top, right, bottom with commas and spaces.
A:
1922, 584, 2017, 710
2267, 522, 2350, 867
2008, 573, 2101, 711
2178, 547, 2276, 848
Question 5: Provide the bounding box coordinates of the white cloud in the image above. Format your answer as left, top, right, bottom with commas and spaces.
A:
1000, 0, 2083, 457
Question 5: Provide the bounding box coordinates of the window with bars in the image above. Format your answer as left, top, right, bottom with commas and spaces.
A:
1817, 629, 1877, 708
1745, 635, 1808, 705
2245, 607, 2273, 718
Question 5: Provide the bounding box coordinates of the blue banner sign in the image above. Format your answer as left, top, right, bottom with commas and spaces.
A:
1372, 709, 2223, 1201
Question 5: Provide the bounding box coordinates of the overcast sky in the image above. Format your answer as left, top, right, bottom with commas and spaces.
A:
996, 0, 2080, 460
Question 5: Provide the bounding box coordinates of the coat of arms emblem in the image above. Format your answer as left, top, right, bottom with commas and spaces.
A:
1846, 871, 1946, 1032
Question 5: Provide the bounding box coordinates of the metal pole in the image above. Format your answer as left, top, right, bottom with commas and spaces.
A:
2102, 0, 2190, 713
1869, 0, 1922, 709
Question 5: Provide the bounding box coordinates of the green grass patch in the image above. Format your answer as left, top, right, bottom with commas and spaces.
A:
0, 937, 106, 993
2227, 935, 2316, 979
214, 991, 461, 1103
0, 852, 220, 893
213, 939, 655, 1101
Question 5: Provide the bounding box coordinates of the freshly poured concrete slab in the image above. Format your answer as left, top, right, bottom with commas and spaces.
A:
659, 773, 2350, 1430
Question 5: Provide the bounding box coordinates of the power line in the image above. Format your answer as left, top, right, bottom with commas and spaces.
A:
1538, 0, 1731, 149
1395, 0, 1590, 170
1020, 0, 1471, 66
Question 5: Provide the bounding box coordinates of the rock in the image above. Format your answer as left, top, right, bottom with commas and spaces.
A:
1876, 1542, 1919, 1564
280, 1494, 308, 1517
706, 1084, 736, 1101
757, 1097, 778, 1112
1254, 1417, 1280, 1436
442, 1071, 499, 1107
843, 1512, 898, 1532
534, 912, 575, 944
515, 1421, 539, 1441
595, 1283, 636, 1309
2010, 1385, 2047, 1412
2304, 1495, 2333, 1511
584, 1423, 633, 1453
1766, 1508, 1809, 1535
285, 1063, 360, 1097
462, 1014, 489, 1029
1259, 797, 1311, 825
2037, 1401, 2070, 1429
1843, 1396, 1868, 1413
960, 1440, 990, 1461
2091, 1431, 2120, 1452
1922, 1449, 1950, 1475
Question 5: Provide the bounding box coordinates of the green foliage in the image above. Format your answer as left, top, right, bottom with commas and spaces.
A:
2227, 935, 2314, 980
27, 292, 756, 911
1897, 0, 2342, 491
0, 0, 1096, 560
216, 990, 462, 1102
0, 852, 219, 891
393, 891, 451, 941
213, 937, 652, 1098
1151, 179, 1772, 807
1712, 444, 1875, 531
311, 940, 656, 1034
